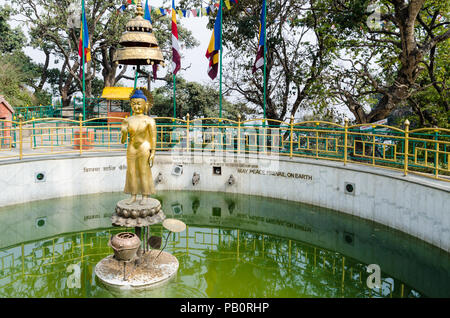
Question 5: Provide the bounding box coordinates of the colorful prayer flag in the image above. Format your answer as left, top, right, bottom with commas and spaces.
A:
78, 1, 91, 77
144, 0, 152, 23
205, 4, 222, 80
172, 0, 181, 75
252, 0, 266, 74
117, 4, 127, 13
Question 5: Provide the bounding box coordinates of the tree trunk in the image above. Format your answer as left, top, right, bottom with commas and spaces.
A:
61, 88, 72, 108
364, 0, 429, 123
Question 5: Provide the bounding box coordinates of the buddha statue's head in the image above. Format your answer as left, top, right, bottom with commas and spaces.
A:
130, 90, 148, 115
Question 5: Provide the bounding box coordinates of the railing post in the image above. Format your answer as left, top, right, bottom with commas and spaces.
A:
403, 119, 410, 176
434, 126, 439, 179
186, 113, 190, 153
237, 114, 241, 155
263, 118, 267, 155
315, 122, 319, 159
32, 118, 36, 148
18, 114, 23, 160
79, 113, 83, 155
344, 117, 349, 165
289, 115, 294, 159
107, 122, 111, 151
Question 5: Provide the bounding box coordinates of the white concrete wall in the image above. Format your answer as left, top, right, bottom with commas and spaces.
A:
0, 152, 449, 252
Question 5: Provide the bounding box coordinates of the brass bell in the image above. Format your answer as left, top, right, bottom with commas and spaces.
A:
113, 2, 164, 67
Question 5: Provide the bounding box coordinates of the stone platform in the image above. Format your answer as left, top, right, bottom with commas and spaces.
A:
111, 198, 165, 227
95, 250, 179, 289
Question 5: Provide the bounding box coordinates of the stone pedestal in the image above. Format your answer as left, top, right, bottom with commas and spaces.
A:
96, 196, 178, 291
111, 198, 165, 227
95, 250, 179, 289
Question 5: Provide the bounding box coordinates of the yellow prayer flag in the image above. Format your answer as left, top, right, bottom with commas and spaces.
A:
224, 0, 231, 10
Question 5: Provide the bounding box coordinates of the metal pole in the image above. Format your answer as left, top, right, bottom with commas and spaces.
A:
18, 114, 23, 160
262, 0, 267, 122
82, 0, 86, 122
79, 113, 83, 155
131, 66, 139, 116
218, 0, 224, 118
134, 66, 139, 89
186, 113, 190, 152
173, 75, 176, 118
289, 115, 294, 158
344, 118, 349, 165
404, 119, 410, 176
434, 128, 439, 178
237, 114, 241, 154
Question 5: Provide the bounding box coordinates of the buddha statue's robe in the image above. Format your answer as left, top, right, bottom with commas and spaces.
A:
121, 114, 156, 196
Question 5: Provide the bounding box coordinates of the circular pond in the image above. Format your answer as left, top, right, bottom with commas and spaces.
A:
0, 191, 449, 298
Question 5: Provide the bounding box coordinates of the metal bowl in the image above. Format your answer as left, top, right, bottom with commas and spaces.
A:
108, 232, 141, 261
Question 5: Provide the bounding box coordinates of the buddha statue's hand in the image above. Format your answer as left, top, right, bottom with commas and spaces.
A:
120, 133, 127, 144
149, 153, 155, 168
120, 128, 128, 144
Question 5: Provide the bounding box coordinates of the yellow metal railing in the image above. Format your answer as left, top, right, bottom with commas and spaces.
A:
0, 116, 449, 182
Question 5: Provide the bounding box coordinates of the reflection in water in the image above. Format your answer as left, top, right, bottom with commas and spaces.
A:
0, 191, 449, 298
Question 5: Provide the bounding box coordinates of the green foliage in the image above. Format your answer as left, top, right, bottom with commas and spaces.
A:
2, 0, 447, 128
10, 0, 200, 108
0, 5, 26, 53
91, 78, 105, 98
0, 5, 54, 106
314, 0, 450, 125
0, 54, 36, 107
406, 39, 450, 128
206, 0, 337, 122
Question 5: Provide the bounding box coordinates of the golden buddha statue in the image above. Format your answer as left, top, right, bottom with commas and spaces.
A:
120, 89, 157, 205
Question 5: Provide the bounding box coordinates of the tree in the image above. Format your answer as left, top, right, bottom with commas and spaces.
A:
13, 0, 127, 107
215, 0, 334, 124
0, 5, 26, 53
320, 0, 449, 124
182, 0, 448, 127
0, 54, 36, 106
406, 35, 449, 127
0, 5, 51, 106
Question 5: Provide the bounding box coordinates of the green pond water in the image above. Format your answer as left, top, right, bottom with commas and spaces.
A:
0, 191, 449, 298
